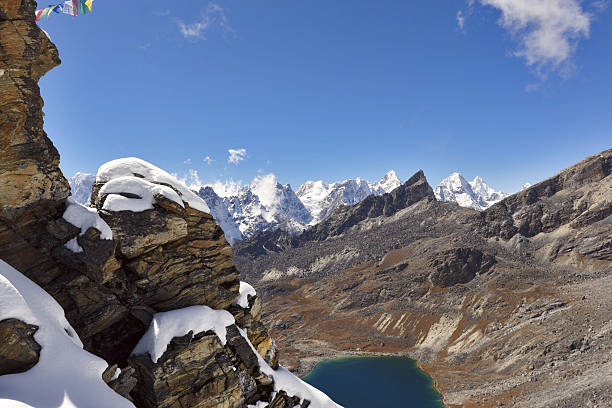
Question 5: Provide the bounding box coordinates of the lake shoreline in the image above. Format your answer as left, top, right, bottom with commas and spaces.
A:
301, 355, 447, 408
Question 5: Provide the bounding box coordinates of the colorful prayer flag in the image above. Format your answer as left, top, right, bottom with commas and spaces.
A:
36, 0, 93, 20
62, 0, 75, 16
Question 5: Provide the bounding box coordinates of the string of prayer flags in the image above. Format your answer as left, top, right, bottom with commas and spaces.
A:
35, 0, 93, 21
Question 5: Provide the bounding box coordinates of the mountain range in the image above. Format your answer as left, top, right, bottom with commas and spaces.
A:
232, 149, 612, 408
68, 170, 506, 243
434, 172, 508, 210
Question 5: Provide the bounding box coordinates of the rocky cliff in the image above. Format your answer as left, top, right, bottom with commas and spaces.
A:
0, 2, 339, 407
235, 149, 612, 408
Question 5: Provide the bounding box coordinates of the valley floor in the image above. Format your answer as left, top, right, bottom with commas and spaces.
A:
255, 263, 612, 408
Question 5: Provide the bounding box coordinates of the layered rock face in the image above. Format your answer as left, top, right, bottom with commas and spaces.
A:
0, 0, 68, 215
0, 0, 70, 282
0, 2, 335, 407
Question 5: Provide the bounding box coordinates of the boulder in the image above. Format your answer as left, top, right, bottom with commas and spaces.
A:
0, 318, 41, 375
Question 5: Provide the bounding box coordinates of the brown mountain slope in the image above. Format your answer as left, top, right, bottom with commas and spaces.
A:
235, 149, 612, 408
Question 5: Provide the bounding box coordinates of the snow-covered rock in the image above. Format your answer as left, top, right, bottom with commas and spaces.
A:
130, 303, 342, 408
233, 281, 257, 308
99, 176, 185, 213
131, 306, 236, 363
62, 198, 113, 253
95, 158, 210, 213
68, 172, 95, 205
0, 259, 135, 408
372, 170, 402, 194
434, 173, 507, 210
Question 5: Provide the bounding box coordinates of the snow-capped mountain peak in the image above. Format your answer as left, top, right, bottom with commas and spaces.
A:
296, 170, 402, 225
372, 170, 402, 193
197, 173, 312, 244
68, 172, 95, 205
434, 173, 507, 211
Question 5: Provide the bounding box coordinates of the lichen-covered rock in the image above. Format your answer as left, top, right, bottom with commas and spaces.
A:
0, 318, 41, 375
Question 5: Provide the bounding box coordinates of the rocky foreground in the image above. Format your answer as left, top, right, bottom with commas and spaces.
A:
0, 1, 339, 407
235, 150, 612, 407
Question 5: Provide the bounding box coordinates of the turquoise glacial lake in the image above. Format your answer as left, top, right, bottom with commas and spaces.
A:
302, 356, 446, 408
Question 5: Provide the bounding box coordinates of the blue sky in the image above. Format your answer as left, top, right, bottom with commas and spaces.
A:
38, 0, 611, 194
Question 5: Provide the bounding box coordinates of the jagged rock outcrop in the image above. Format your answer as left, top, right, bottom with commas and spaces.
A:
0, 0, 68, 216
129, 329, 245, 408
0, 318, 40, 375
229, 294, 280, 369
77, 160, 292, 406
475, 149, 611, 240
0, 0, 71, 285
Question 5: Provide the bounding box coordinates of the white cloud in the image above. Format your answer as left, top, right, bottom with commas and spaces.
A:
174, 169, 204, 190
524, 82, 543, 92
591, 0, 609, 12
228, 148, 247, 165
203, 156, 214, 165
249, 174, 281, 209
177, 3, 230, 40
206, 179, 243, 197
457, 10, 466, 30
478, 0, 592, 75
183, 158, 192, 165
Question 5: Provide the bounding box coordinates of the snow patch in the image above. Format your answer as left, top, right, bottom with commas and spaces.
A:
96, 157, 210, 213
233, 281, 257, 308
62, 198, 113, 254
0, 259, 135, 408
131, 306, 235, 363
0, 273, 37, 325
110, 368, 121, 382
64, 237, 83, 253
100, 176, 184, 212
